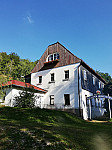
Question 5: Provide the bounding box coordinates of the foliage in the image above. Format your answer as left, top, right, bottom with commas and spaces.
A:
96, 70, 112, 83
0, 52, 38, 82
13, 87, 37, 108
0, 107, 112, 150
96, 70, 112, 96
0, 52, 38, 97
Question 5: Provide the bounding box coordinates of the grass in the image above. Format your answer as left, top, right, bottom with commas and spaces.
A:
0, 107, 112, 150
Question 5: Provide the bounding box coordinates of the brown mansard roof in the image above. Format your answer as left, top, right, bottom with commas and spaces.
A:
31, 42, 81, 73
30, 42, 106, 84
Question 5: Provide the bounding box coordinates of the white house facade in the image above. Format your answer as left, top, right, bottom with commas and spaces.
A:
25, 42, 106, 120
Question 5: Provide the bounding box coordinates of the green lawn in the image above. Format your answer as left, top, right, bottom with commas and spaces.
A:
0, 107, 112, 150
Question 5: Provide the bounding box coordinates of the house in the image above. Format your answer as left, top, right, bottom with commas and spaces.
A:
0, 80, 47, 107
25, 42, 106, 120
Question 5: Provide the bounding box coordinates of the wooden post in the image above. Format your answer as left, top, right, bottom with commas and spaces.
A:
108, 94, 111, 119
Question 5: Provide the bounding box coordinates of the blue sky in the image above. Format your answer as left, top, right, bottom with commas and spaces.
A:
0, 0, 112, 76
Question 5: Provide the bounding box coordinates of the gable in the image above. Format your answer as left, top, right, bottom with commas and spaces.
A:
31, 42, 81, 73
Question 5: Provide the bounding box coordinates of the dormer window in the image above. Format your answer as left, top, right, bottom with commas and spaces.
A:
48, 54, 53, 61
47, 53, 59, 62
54, 53, 59, 60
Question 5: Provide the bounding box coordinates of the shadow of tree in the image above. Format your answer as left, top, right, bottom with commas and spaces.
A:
0, 107, 112, 150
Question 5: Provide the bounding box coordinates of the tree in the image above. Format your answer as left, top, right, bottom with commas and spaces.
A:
13, 86, 37, 108
103, 82, 112, 96
0, 52, 38, 82
96, 70, 112, 95
96, 71, 112, 83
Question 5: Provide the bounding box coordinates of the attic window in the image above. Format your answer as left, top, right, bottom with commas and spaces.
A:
47, 53, 59, 62
54, 53, 59, 60
48, 54, 53, 61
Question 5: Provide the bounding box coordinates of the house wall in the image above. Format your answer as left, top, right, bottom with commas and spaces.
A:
31, 63, 106, 119
80, 66, 104, 94
31, 63, 80, 110
81, 89, 93, 120
79, 66, 105, 120
5, 88, 13, 106
4, 87, 44, 107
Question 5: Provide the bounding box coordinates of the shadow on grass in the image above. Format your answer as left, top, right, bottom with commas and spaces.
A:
0, 107, 112, 150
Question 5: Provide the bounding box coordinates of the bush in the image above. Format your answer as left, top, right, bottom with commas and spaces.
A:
13, 87, 37, 108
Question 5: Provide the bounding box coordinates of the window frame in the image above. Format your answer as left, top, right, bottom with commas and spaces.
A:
48, 54, 53, 62
47, 53, 59, 62
99, 81, 101, 89
51, 73, 54, 82
39, 76, 42, 84
93, 76, 95, 85
50, 95, 54, 105
64, 94, 70, 106
65, 70, 69, 80
83, 70, 87, 80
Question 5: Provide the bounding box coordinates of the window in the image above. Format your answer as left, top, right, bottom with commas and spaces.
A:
90, 98, 93, 107
54, 53, 59, 60
64, 94, 70, 105
51, 73, 54, 82
101, 82, 104, 88
85, 95, 88, 106
95, 98, 97, 107
39, 76, 42, 84
65, 70, 69, 79
48, 54, 53, 61
99, 81, 101, 89
50, 95, 54, 105
83, 70, 87, 80
93, 76, 95, 85
47, 53, 59, 62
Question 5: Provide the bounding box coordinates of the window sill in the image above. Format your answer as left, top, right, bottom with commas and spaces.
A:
37, 83, 42, 85
62, 79, 69, 81
44, 59, 59, 64
48, 81, 55, 84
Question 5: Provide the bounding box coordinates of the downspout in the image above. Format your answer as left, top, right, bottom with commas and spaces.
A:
78, 64, 82, 118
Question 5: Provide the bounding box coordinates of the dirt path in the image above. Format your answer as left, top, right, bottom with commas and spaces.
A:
87, 120, 108, 123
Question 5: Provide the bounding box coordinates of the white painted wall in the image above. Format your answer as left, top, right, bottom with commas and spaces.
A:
81, 89, 106, 120
4, 87, 44, 107
81, 89, 93, 120
31, 63, 106, 120
5, 88, 13, 106
31, 63, 80, 109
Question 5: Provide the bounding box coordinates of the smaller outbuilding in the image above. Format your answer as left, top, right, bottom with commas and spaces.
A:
0, 80, 47, 107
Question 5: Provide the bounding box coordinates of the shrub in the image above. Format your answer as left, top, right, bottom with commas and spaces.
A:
13, 87, 37, 108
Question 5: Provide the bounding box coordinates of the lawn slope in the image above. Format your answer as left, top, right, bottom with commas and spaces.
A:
0, 107, 112, 150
